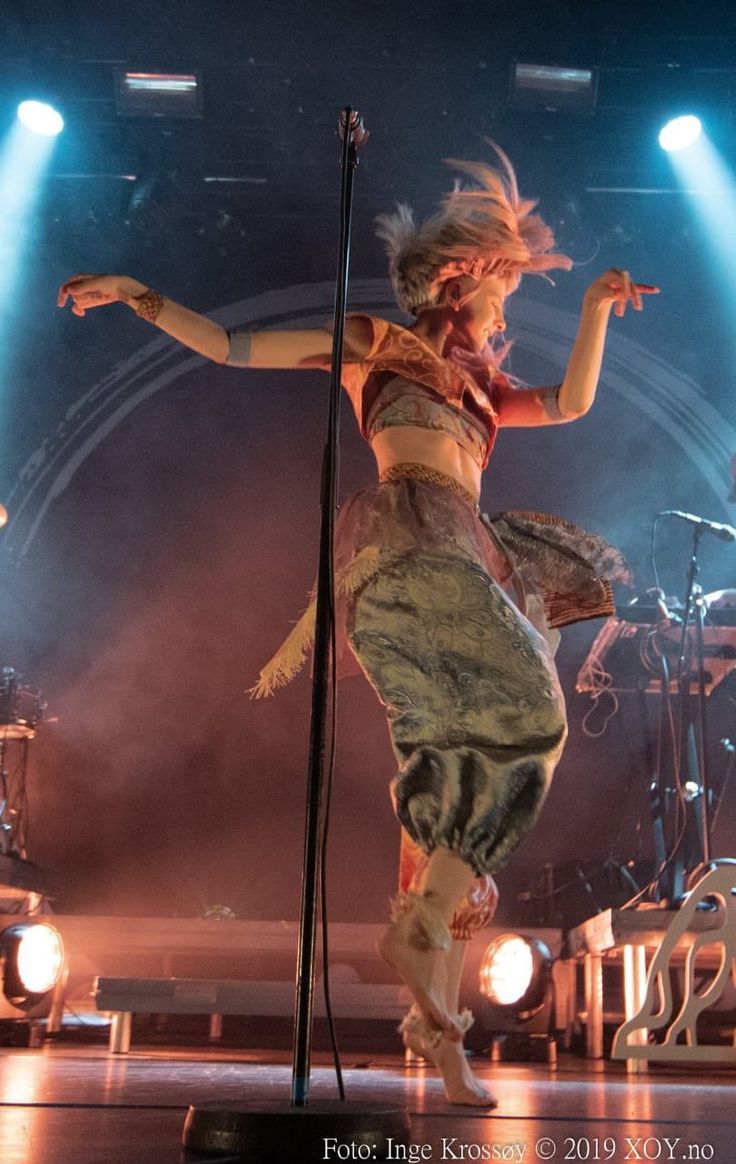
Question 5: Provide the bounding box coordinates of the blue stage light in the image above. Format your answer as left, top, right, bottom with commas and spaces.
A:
659, 115, 702, 153
0, 109, 63, 429
16, 100, 64, 137
664, 127, 736, 310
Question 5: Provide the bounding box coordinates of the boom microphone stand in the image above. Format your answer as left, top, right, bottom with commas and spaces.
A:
654, 513, 725, 903
183, 109, 411, 1161
675, 525, 711, 874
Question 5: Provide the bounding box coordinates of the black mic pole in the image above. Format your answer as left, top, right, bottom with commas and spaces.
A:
287, 106, 407, 1143
675, 525, 712, 876
183, 109, 412, 1161
291, 106, 361, 1107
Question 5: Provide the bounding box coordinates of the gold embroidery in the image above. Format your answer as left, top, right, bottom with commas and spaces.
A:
341, 315, 499, 461
380, 462, 479, 509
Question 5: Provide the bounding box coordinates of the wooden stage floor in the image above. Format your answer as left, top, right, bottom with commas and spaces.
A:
0, 1043, 733, 1164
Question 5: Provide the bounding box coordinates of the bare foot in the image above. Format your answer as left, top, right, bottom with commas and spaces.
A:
378, 907, 460, 1039
401, 1009, 497, 1107
430, 1038, 497, 1108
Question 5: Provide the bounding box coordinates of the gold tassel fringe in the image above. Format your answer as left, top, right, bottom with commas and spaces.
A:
248, 545, 384, 699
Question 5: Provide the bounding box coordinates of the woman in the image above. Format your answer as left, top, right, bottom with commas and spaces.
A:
58, 147, 656, 1106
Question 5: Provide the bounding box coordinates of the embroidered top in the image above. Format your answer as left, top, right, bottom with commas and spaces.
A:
225, 313, 549, 461
338, 313, 513, 469
364, 375, 490, 469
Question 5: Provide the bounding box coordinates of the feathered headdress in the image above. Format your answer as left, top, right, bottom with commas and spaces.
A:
375, 142, 572, 315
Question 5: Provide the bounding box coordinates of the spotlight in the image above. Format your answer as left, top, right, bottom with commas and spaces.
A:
479, 933, 552, 1020
659, 115, 702, 153
16, 101, 64, 138
1, 922, 64, 1011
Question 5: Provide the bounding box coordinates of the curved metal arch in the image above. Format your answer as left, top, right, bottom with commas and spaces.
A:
4, 279, 734, 561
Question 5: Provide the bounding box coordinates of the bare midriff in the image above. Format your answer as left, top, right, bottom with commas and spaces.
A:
369, 426, 482, 501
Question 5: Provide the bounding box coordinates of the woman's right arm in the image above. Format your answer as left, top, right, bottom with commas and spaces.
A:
57, 274, 374, 368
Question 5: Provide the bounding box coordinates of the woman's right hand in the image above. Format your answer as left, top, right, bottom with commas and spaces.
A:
57, 274, 147, 317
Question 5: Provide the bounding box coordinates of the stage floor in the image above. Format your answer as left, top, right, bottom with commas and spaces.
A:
0, 1044, 733, 1164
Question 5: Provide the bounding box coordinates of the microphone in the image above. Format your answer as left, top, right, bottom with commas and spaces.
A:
661, 509, 736, 543
338, 108, 369, 150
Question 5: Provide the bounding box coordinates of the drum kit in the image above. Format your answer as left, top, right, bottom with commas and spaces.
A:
0, 666, 45, 859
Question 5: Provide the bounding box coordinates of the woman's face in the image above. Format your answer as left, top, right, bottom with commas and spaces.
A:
465, 277, 512, 349
448, 273, 517, 352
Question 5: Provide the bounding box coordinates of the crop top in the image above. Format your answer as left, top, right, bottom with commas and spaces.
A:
364, 374, 491, 468
227, 312, 536, 470
338, 314, 513, 469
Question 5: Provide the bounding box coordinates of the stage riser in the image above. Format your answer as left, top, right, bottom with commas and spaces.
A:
1, 915, 562, 1039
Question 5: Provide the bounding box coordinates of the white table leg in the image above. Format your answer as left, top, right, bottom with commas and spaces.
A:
110, 1011, 132, 1054
584, 953, 603, 1058
623, 943, 648, 1073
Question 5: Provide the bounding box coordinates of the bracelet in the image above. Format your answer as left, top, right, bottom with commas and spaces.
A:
135, 288, 165, 323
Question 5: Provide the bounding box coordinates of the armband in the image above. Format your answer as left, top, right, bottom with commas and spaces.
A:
226, 328, 252, 367
541, 384, 564, 421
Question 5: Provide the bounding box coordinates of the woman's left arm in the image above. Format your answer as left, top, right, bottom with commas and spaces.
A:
497, 268, 659, 427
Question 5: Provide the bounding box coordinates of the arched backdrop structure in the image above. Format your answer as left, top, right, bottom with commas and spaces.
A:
4, 278, 734, 564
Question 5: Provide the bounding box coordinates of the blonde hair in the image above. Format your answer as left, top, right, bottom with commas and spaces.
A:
375, 142, 572, 315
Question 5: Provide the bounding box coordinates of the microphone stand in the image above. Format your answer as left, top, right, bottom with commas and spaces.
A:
669, 525, 711, 900
291, 105, 362, 1108
183, 108, 411, 1161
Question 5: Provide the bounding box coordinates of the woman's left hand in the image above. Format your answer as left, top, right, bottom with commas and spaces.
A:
584, 268, 660, 317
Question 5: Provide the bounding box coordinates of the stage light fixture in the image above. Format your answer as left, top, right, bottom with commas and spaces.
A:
116, 71, 202, 118
509, 63, 597, 113
659, 115, 702, 153
479, 933, 553, 1020
16, 101, 64, 138
1, 922, 64, 1010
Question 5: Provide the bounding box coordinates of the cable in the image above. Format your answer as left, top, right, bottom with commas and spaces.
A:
313, 123, 357, 1102
650, 513, 665, 601
618, 515, 692, 907
710, 740, 736, 834
523, 856, 643, 916
317, 599, 345, 1100
606, 732, 648, 862
620, 630, 689, 909
316, 429, 345, 1100
57, 1003, 107, 1030
579, 646, 619, 738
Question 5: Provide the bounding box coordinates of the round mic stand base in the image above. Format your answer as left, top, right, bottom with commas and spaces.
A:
182, 1099, 413, 1161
